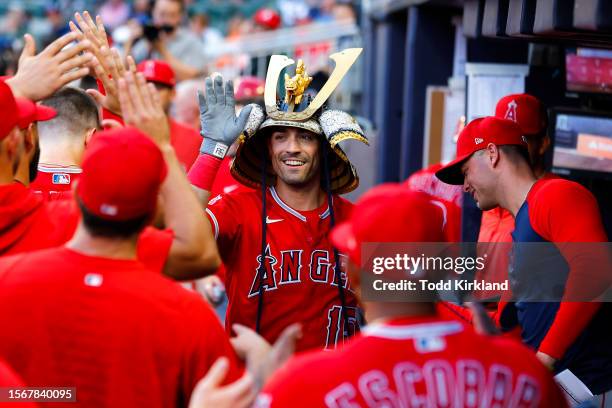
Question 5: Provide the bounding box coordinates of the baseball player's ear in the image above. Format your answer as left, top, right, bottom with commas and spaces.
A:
85, 127, 97, 146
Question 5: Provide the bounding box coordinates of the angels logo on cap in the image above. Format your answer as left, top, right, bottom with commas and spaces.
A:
144, 61, 156, 77
504, 100, 518, 122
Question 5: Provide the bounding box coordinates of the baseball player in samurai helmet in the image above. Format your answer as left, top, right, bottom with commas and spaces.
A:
231, 48, 369, 333
230, 48, 369, 195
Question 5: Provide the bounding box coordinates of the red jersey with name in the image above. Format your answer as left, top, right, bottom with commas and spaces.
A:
0, 247, 242, 408
30, 164, 81, 201
0, 182, 173, 274
206, 186, 359, 352
169, 119, 201, 172
257, 315, 567, 408
405, 163, 463, 242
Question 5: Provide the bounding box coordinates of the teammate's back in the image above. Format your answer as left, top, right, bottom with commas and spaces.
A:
0, 246, 240, 408
260, 314, 566, 407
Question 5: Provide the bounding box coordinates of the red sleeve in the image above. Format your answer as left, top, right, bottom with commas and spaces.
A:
137, 227, 174, 274
205, 193, 241, 261
182, 297, 243, 402
529, 180, 609, 359
0, 359, 39, 408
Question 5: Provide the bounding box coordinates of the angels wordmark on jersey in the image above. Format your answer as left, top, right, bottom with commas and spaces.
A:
206, 186, 361, 352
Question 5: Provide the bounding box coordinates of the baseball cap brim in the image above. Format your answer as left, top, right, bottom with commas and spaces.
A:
435, 153, 473, 185
15, 98, 57, 129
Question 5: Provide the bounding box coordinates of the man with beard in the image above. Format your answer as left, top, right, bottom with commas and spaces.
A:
188, 51, 369, 351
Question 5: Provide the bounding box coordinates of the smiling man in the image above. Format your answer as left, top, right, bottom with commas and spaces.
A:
436, 116, 612, 397
188, 53, 369, 352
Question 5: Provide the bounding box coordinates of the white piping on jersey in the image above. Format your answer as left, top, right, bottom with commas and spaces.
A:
362, 321, 463, 340
429, 199, 448, 229
37, 165, 83, 174
269, 186, 331, 222
205, 208, 219, 239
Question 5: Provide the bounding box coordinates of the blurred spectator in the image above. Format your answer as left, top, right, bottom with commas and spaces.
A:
128, 0, 206, 81
130, 0, 152, 24
188, 5, 223, 56
0, 3, 27, 39
99, 0, 130, 30
0, 46, 18, 76
173, 78, 204, 131
278, 0, 310, 26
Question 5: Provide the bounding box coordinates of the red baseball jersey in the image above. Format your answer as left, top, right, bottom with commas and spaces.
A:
30, 164, 81, 201
404, 163, 463, 242
206, 186, 359, 352
169, 119, 202, 172
0, 359, 38, 408
210, 156, 252, 284
258, 314, 567, 408
0, 247, 242, 408
0, 182, 173, 274
0, 182, 78, 256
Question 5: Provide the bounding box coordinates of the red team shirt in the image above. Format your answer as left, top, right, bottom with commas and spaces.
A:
30, 164, 82, 201
206, 186, 359, 351
0, 359, 38, 408
169, 119, 202, 172
0, 182, 173, 273
258, 314, 567, 408
0, 247, 242, 408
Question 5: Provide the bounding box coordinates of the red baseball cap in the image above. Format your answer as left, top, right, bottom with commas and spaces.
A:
137, 60, 176, 87
15, 98, 57, 129
495, 93, 546, 135
435, 116, 527, 185
0, 80, 18, 140
330, 184, 446, 264
234, 76, 265, 102
254, 8, 281, 30
77, 127, 168, 221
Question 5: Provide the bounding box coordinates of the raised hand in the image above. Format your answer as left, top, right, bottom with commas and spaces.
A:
198, 75, 253, 158
69, 12, 136, 115
89, 47, 136, 114
6, 32, 92, 101
71, 11, 110, 50
117, 71, 170, 146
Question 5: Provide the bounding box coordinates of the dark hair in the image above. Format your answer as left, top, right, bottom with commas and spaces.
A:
40, 87, 101, 135
499, 144, 530, 164
78, 199, 150, 238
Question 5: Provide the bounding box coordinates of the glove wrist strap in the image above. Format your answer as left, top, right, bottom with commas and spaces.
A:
200, 138, 229, 159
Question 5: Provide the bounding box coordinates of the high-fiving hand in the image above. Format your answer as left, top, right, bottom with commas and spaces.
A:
198, 75, 253, 158
6, 32, 92, 101
117, 71, 170, 146
70, 12, 135, 114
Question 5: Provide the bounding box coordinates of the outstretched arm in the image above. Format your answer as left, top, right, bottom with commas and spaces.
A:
118, 71, 221, 279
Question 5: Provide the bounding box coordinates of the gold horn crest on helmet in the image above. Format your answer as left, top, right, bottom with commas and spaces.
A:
264, 48, 362, 121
